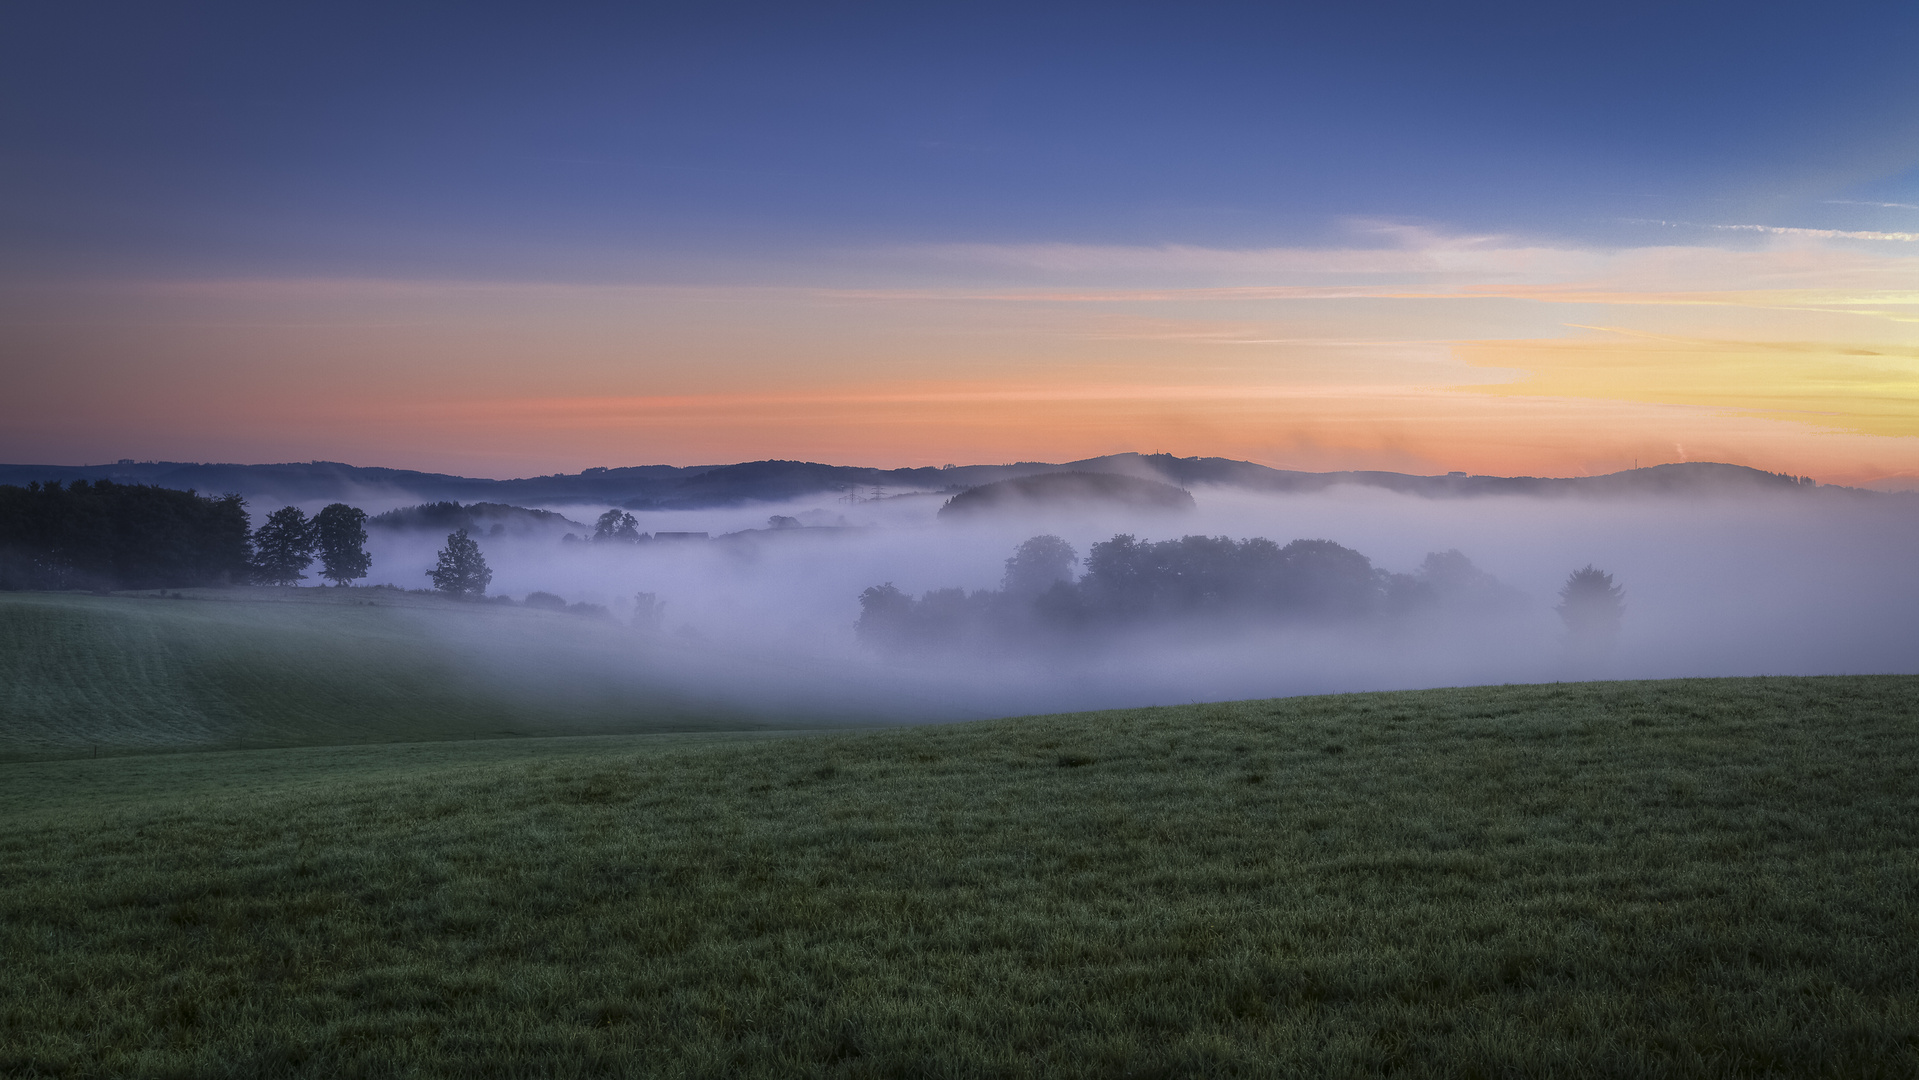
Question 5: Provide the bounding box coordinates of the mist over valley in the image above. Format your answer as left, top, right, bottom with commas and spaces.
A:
126, 454, 1911, 723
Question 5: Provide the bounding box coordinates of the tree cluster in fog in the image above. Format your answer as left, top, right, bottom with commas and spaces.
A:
856, 533, 1531, 655
592, 510, 644, 543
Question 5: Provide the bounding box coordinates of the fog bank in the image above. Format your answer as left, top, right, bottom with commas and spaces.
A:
295, 484, 1919, 722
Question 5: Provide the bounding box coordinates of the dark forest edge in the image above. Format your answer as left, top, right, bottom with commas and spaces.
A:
0, 483, 654, 621
0, 480, 252, 592
0, 480, 391, 593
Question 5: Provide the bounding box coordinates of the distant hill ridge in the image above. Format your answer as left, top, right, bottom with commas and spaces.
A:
939, 471, 1197, 518
0, 454, 1854, 509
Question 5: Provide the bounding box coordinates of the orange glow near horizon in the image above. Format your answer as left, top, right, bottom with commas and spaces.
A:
3, 233, 1917, 486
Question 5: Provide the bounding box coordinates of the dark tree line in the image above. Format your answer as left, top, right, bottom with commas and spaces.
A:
0, 480, 252, 591
0, 477, 510, 600
0, 480, 376, 591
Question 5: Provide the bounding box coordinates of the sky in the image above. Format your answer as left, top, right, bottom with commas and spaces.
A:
3, 1, 1918, 484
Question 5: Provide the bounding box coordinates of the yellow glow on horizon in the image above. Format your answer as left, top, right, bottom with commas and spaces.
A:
4, 233, 1919, 486
1458, 331, 1919, 439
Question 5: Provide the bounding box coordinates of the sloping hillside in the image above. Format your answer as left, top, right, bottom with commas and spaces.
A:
0, 591, 835, 759
2, 675, 1914, 1076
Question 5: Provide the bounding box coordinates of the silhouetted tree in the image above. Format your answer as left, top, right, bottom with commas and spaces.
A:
1557, 565, 1624, 652
252, 506, 315, 586
429, 528, 492, 598
312, 503, 371, 585
593, 510, 641, 543
1002, 535, 1078, 597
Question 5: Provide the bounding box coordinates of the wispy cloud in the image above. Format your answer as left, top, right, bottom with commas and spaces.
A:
902, 226, 1919, 295
906, 225, 1608, 282
1630, 219, 1919, 242
1822, 199, 1919, 211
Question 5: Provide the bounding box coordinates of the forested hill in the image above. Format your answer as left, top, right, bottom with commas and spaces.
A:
0, 455, 1854, 510
367, 502, 586, 535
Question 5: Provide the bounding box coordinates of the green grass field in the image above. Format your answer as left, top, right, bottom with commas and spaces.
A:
0, 590, 861, 761
4, 662, 1916, 1077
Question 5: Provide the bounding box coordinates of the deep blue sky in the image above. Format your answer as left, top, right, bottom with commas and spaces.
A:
5, 1, 1918, 280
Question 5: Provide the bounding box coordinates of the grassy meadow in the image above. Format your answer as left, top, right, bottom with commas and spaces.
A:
0, 589, 854, 761
4, 666, 1917, 1077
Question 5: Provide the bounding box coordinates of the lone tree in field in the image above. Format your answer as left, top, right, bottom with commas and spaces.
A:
1557, 565, 1624, 653
251, 506, 315, 586
312, 503, 371, 586
429, 528, 492, 598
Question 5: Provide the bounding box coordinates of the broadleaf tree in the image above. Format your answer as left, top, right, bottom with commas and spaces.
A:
428, 528, 492, 598
312, 503, 372, 585
251, 506, 315, 586
593, 509, 641, 543
1002, 534, 1078, 597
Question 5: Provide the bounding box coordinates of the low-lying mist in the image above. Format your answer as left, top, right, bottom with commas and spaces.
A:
299, 484, 1919, 723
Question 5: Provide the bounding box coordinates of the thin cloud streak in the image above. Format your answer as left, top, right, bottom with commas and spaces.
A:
1822, 200, 1919, 211
894, 230, 1919, 293
822, 284, 1919, 326
1628, 219, 1919, 243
